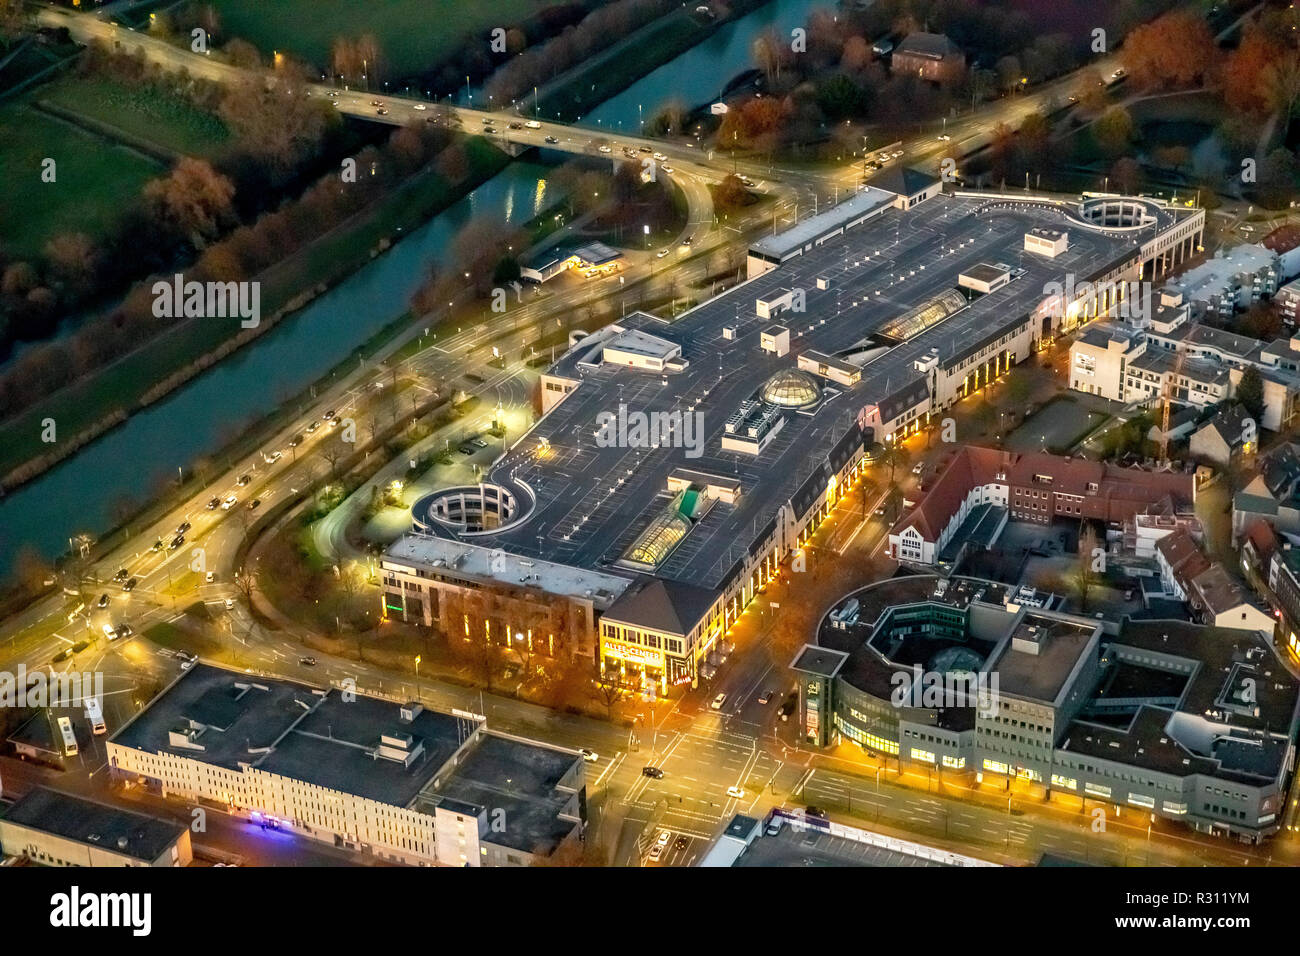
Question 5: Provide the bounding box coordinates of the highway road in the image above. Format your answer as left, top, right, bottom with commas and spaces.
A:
9, 3, 1291, 869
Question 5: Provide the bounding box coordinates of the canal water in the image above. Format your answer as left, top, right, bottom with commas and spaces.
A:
0, 0, 835, 576
0, 162, 558, 576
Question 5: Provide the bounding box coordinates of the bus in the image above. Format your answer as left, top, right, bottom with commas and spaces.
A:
56, 716, 78, 756
84, 697, 106, 736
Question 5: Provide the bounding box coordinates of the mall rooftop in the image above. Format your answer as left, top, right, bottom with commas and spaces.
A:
398, 191, 1198, 625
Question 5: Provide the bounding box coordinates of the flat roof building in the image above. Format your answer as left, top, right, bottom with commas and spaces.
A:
0, 787, 191, 867
795, 574, 1300, 842
386, 191, 1202, 694
107, 663, 585, 866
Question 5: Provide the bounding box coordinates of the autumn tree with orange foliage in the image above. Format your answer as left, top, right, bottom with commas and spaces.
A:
1119, 10, 1218, 91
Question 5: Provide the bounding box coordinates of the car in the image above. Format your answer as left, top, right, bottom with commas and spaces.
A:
236, 474, 251, 487
598, 144, 612, 153
177, 521, 191, 535
376, 107, 389, 116
370, 100, 383, 107
648, 844, 664, 861
757, 690, 772, 705
322, 409, 336, 421
525, 120, 541, 129
1112, 68, 1125, 79
102, 623, 116, 638
508, 122, 522, 129
207, 496, 221, 510
661, 164, 674, 173
122, 577, 137, 592
306, 421, 320, 434
299, 656, 317, 666
656, 248, 669, 258
875, 505, 888, 517
96, 593, 110, 609
681, 234, 694, 246
222, 495, 237, 510
329, 416, 342, 428
169, 535, 185, 551
653, 152, 666, 161
151, 539, 164, 553
289, 434, 303, 447
739, 176, 755, 187
912, 462, 924, 475
248, 499, 262, 511
656, 830, 671, 846
205, 572, 215, 584
1068, 94, 1079, 103
805, 805, 827, 818
641, 766, 664, 779
892, 149, 904, 158
53, 649, 71, 663
710, 692, 726, 710
544, 135, 559, 144
481, 117, 493, 125
113, 568, 129, 582
726, 786, 745, 799
264, 451, 282, 464
471, 437, 489, 449
181, 659, 195, 670
224, 598, 235, 610
673, 835, 688, 851
937, 133, 951, 141
412, 103, 427, 111
115, 623, 133, 639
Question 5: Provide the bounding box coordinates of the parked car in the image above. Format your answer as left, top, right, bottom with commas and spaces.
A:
656, 830, 671, 847
674, 835, 688, 851
648, 843, 664, 861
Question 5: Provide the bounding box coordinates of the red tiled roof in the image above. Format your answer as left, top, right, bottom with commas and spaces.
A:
892, 445, 1194, 543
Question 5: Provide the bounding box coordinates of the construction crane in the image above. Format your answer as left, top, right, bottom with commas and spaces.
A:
1159, 347, 1187, 463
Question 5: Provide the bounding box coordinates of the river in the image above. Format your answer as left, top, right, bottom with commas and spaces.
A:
0, 161, 557, 577
0, 0, 833, 577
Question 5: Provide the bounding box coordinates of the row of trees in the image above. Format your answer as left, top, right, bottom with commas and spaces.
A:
0, 101, 464, 423
483, 0, 684, 106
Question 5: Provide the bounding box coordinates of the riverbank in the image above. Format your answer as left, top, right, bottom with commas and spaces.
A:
0, 135, 510, 490
531, 0, 774, 121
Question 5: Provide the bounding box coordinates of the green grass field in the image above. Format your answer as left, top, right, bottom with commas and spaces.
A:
39, 76, 231, 159
0, 99, 161, 258
0, 136, 508, 478
211, 0, 547, 78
